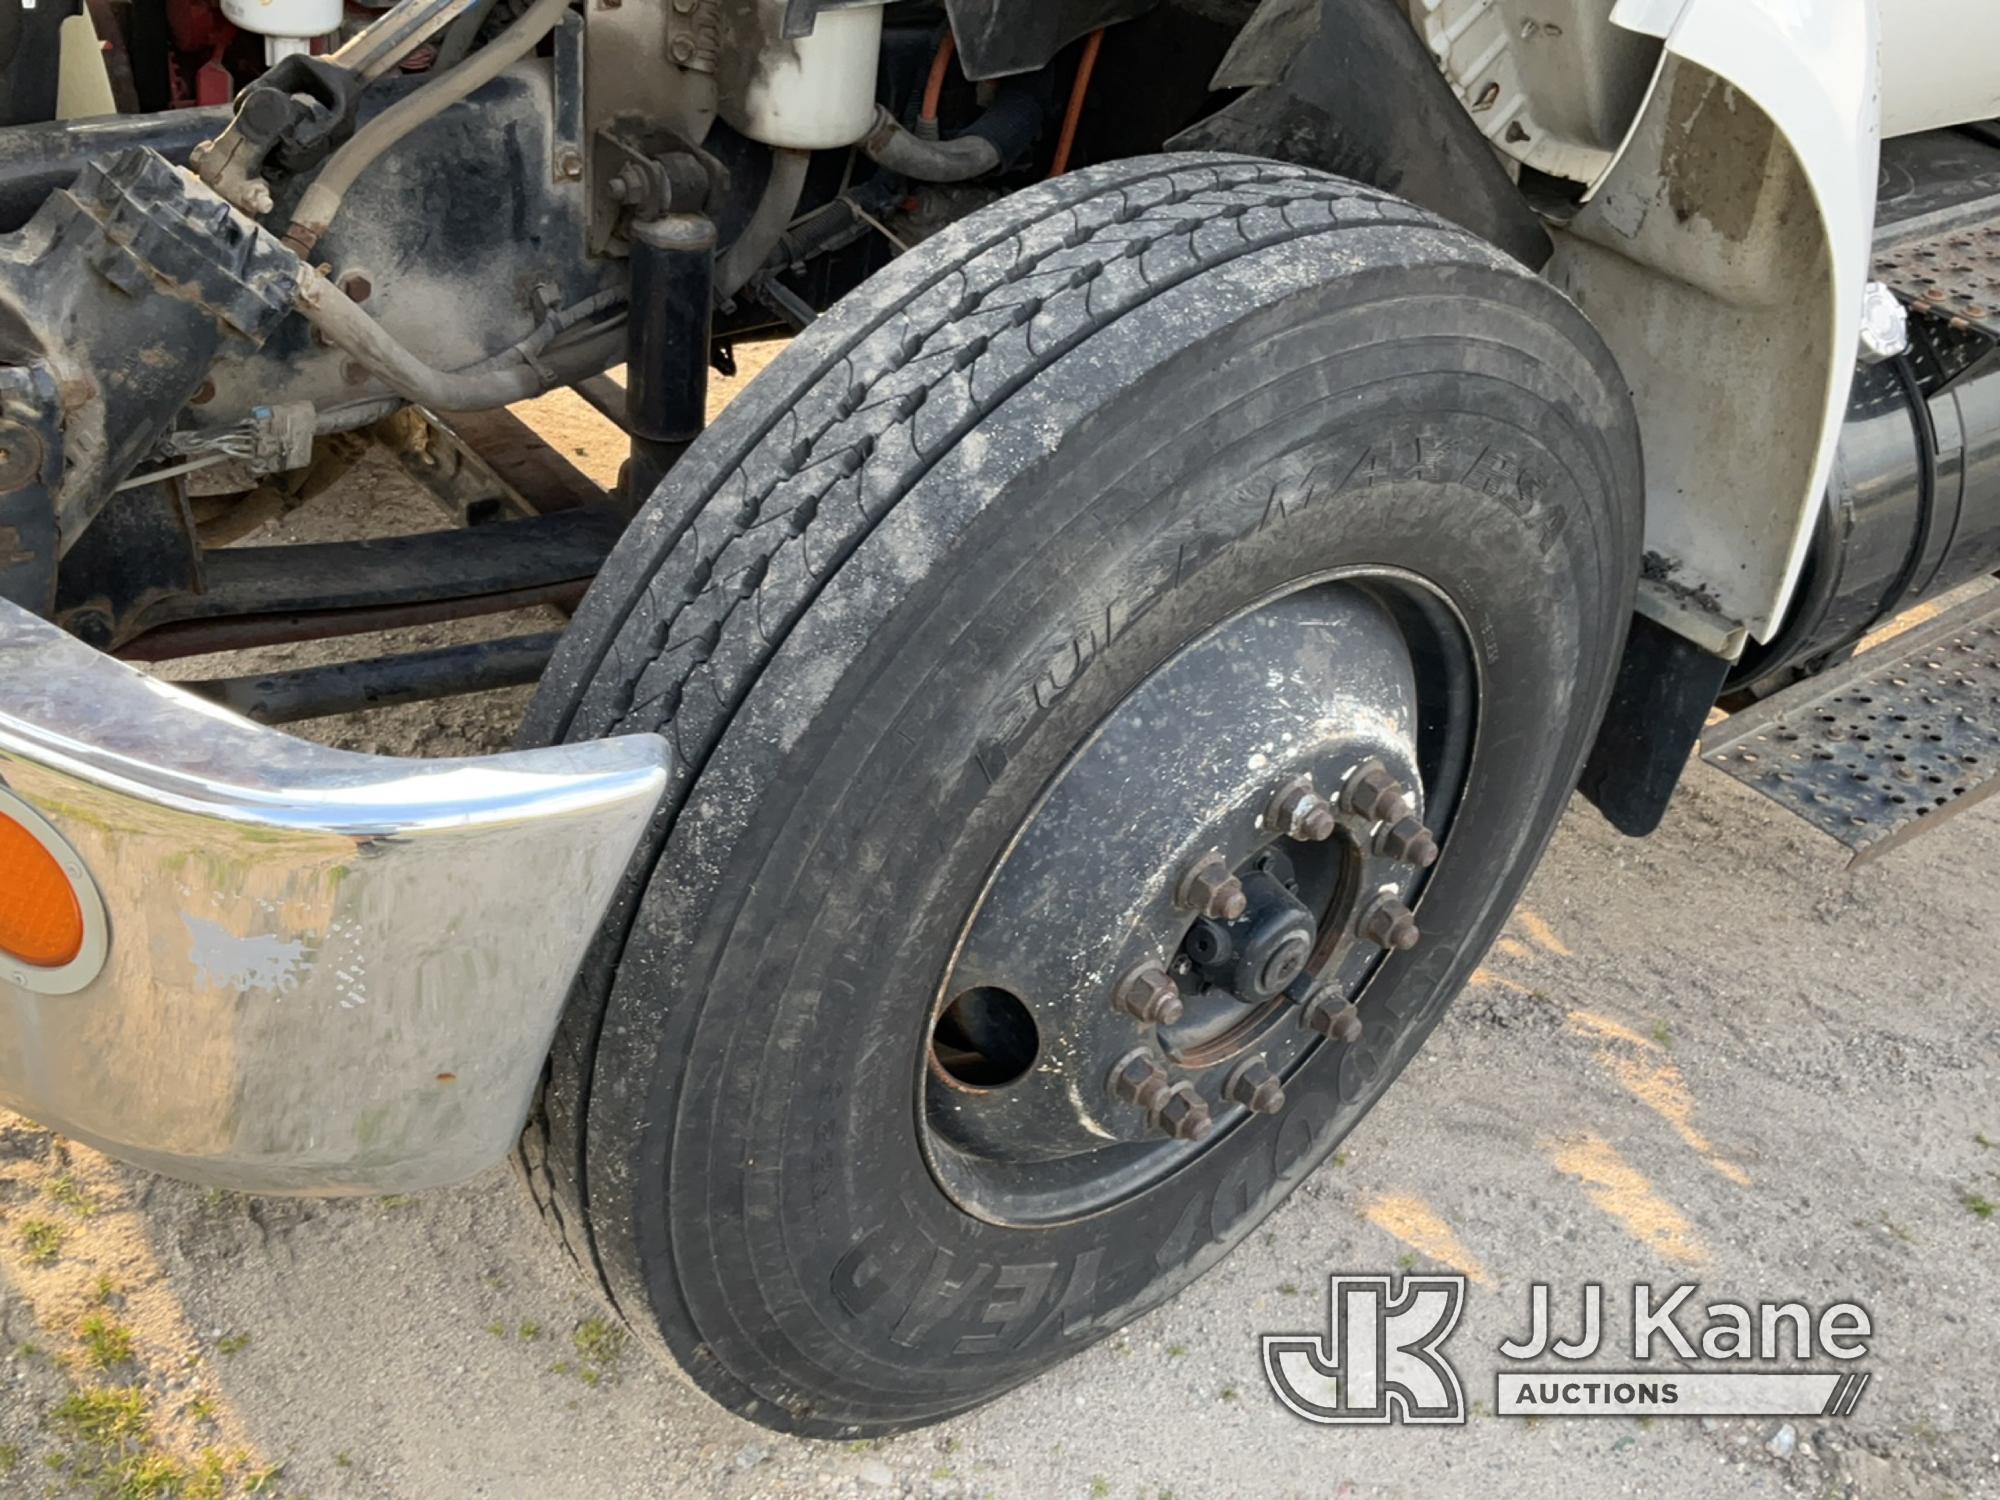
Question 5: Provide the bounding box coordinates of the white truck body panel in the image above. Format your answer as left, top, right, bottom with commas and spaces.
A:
1600, 0, 1875, 650
1584, 0, 1997, 652
1880, 0, 2000, 137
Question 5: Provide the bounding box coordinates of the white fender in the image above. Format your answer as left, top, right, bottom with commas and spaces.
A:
1560, 0, 1881, 650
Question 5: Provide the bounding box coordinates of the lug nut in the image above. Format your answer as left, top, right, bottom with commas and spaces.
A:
1358, 894, 1420, 952
1113, 960, 1185, 1025
1267, 775, 1337, 842
1375, 815, 1439, 868
1176, 850, 1247, 921
1308, 1002, 1364, 1044
1109, 1050, 1173, 1113
1225, 1057, 1286, 1115
1342, 759, 1416, 825
1154, 1083, 1213, 1141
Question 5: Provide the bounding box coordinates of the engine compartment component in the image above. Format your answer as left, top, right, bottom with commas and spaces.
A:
219, 0, 341, 65
0, 0, 1224, 672
279, 0, 573, 254
720, 0, 888, 149
190, 0, 488, 216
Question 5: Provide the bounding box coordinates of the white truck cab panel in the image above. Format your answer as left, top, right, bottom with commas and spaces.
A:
1880, 0, 2000, 138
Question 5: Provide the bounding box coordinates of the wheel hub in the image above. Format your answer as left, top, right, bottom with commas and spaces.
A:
923, 582, 1442, 1223
1184, 865, 1317, 1003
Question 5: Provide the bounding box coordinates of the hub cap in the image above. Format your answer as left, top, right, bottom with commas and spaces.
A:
922, 580, 1461, 1225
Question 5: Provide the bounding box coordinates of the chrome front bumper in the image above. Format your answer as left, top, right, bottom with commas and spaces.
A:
0, 603, 668, 1194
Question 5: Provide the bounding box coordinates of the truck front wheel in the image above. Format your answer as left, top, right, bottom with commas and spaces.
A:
519, 154, 1642, 1435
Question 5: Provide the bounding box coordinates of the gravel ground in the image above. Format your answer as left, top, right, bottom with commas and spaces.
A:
1, 358, 1996, 1499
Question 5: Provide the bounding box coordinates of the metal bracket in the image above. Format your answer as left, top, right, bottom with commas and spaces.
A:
584, 0, 719, 251
0, 365, 63, 616
551, 7, 585, 185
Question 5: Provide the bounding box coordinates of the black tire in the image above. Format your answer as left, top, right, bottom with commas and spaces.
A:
519, 153, 1642, 1435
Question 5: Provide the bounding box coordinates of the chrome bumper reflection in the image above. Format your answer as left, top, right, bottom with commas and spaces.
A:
0, 602, 668, 1194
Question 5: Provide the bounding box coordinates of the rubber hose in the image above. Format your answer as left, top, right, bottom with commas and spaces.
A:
294, 268, 623, 410
861, 104, 999, 183
714, 148, 812, 298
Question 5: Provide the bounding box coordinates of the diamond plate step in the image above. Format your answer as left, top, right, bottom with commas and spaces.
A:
1876, 219, 2000, 339
1702, 591, 2000, 862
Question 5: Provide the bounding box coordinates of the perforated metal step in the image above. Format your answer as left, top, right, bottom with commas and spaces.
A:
1702, 591, 2000, 862
1877, 219, 2000, 340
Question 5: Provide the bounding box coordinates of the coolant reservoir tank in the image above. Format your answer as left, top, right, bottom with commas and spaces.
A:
720, 0, 888, 151
220, 0, 343, 62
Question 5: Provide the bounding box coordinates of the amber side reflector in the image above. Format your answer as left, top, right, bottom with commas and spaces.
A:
0, 809, 84, 968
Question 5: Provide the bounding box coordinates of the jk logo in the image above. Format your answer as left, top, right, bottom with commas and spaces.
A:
1262, 1274, 1468, 1424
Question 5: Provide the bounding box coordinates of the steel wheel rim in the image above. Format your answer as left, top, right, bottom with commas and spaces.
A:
917, 569, 1481, 1227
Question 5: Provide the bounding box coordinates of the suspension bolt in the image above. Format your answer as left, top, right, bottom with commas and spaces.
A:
1342, 759, 1416, 824
1154, 1083, 1214, 1142
1267, 775, 1338, 842
1176, 850, 1247, 921
1225, 1057, 1286, 1115
1358, 894, 1421, 951
1113, 960, 1185, 1025
1308, 1002, 1364, 1044
1109, 1050, 1173, 1113
1375, 815, 1439, 868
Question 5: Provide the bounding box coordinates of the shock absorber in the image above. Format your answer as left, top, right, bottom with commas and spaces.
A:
623, 213, 717, 505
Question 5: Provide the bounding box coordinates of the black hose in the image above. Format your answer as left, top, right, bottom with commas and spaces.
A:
861, 79, 1045, 183
1877, 351, 1942, 614
715, 149, 812, 297
864, 106, 999, 182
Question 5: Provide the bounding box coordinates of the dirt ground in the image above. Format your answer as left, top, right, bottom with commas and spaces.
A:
1, 355, 1996, 1499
